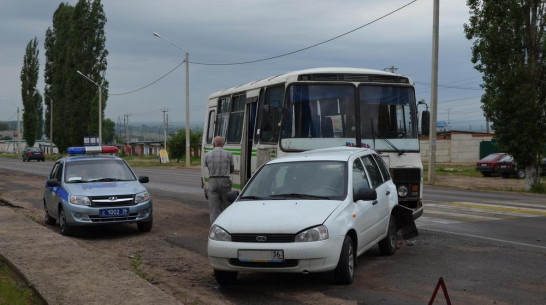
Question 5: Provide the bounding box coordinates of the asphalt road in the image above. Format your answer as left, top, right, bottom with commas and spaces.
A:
1, 157, 545, 304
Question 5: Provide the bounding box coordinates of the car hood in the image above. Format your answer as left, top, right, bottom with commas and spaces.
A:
214, 199, 344, 233
64, 181, 147, 196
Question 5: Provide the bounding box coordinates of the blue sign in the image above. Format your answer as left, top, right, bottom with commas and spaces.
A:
84, 137, 99, 146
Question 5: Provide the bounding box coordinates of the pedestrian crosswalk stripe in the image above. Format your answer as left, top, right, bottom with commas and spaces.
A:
420, 201, 546, 224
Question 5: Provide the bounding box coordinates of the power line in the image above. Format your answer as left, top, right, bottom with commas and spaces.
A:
109, 0, 418, 96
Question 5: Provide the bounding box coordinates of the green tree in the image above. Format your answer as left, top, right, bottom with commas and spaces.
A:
102, 118, 116, 144
464, 0, 546, 190
44, 0, 108, 152
167, 128, 202, 163
20, 37, 41, 147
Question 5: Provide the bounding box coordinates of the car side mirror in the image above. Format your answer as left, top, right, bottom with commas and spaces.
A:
421, 110, 430, 136
227, 191, 240, 204
138, 176, 149, 183
46, 179, 60, 187
354, 188, 377, 202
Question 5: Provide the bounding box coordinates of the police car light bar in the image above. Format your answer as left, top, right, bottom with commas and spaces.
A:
67, 146, 119, 155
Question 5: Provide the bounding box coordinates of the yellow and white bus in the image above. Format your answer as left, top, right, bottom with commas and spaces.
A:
201, 67, 424, 218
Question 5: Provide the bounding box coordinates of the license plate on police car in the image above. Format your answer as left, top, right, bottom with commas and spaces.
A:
238, 249, 284, 263
99, 208, 129, 217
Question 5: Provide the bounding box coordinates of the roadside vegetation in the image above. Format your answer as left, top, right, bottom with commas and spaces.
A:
0, 259, 45, 305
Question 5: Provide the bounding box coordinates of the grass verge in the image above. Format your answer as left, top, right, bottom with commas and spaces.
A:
0, 258, 45, 305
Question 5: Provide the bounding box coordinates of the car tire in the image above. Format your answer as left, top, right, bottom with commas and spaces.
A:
334, 235, 355, 285
214, 269, 237, 285
137, 216, 153, 232
517, 168, 525, 179
378, 216, 397, 256
59, 207, 73, 236
44, 201, 56, 225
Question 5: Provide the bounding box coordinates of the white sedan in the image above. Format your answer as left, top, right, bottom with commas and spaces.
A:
207, 147, 417, 285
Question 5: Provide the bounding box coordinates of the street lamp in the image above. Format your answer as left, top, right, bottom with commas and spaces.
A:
34, 88, 54, 155
153, 32, 191, 167
76, 70, 102, 145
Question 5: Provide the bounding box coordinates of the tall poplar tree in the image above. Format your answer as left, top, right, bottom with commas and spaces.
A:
20, 37, 41, 147
465, 0, 546, 190
44, 0, 108, 152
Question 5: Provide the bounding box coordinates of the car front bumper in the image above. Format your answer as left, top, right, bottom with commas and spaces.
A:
62, 200, 153, 226
207, 235, 345, 274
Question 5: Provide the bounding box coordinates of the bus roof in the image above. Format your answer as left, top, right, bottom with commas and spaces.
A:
208, 67, 414, 99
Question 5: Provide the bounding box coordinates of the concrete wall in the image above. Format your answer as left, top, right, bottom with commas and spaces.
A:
420, 132, 493, 164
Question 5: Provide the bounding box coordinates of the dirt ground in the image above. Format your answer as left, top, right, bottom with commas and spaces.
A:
0, 169, 532, 304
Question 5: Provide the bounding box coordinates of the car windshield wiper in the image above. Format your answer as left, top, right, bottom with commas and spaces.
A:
239, 195, 267, 200
269, 193, 332, 200
87, 178, 126, 182
67, 179, 88, 183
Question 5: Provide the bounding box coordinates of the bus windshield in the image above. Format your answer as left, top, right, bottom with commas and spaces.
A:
280, 83, 418, 152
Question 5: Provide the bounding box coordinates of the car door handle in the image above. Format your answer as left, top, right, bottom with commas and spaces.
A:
386, 191, 391, 196
372, 200, 378, 205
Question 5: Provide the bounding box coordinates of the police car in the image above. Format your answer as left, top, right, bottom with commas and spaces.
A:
43, 146, 153, 236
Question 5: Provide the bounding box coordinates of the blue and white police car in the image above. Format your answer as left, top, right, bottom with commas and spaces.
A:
43, 146, 153, 236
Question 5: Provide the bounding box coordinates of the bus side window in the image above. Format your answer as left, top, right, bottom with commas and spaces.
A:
215, 97, 231, 139
206, 110, 216, 144
258, 85, 284, 144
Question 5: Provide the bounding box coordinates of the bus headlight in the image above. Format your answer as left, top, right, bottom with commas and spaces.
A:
397, 185, 409, 198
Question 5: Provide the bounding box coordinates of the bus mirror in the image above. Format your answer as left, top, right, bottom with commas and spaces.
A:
421, 110, 430, 136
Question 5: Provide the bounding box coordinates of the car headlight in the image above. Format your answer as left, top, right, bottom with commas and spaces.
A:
209, 225, 231, 241
397, 184, 409, 197
135, 191, 150, 204
69, 195, 91, 206
295, 225, 329, 242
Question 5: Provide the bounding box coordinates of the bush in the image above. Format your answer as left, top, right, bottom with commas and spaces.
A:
530, 183, 546, 194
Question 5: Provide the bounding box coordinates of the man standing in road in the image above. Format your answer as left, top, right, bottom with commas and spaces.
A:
205, 136, 234, 224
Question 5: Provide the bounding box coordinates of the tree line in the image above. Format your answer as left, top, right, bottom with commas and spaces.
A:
20, 0, 109, 152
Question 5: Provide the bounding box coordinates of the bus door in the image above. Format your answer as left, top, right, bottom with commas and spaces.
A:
240, 89, 260, 188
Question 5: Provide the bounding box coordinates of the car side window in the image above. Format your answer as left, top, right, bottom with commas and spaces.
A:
55, 163, 63, 182
49, 163, 60, 179
352, 158, 370, 196
360, 155, 384, 189
373, 154, 391, 181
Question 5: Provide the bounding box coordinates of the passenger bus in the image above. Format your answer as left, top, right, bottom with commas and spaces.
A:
201, 67, 425, 219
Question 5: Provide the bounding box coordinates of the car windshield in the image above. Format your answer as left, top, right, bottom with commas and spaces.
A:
65, 159, 136, 183
240, 160, 347, 200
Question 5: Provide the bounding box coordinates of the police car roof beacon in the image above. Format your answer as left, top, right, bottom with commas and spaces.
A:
66, 146, 119, 155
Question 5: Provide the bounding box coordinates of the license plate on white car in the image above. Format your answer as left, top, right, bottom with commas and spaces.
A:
238, 249, 284, 263
99, 208, 129, 217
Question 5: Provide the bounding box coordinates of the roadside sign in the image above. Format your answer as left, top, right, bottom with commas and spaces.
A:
160, 149, 169, 164
84, 137, 99, 146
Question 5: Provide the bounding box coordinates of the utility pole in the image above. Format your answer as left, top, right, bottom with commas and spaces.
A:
161, 108, 168, 149
16, 107, 20, 155
428, 0, 440, 185
124, 113, 130, 144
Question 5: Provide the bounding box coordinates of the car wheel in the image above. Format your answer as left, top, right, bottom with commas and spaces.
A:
517, 168, 525, 179
214, 269, 238, 285
334, 235, 355, 285
59, 207, 73, 236
137, 216, 153, 232
378, 216, 397, 256
44, 201, 56, 225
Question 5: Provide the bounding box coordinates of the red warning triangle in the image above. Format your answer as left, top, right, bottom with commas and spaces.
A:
428, 277, 451, 305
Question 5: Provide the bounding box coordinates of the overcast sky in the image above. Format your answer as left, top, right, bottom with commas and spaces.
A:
0, 0, 487, 131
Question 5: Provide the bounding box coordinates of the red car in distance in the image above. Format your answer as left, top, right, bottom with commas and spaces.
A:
476, 153, 506, 177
